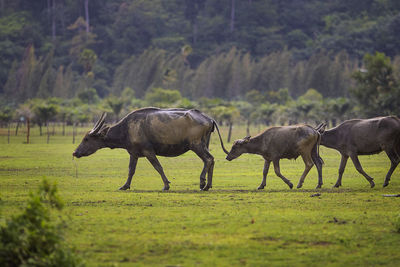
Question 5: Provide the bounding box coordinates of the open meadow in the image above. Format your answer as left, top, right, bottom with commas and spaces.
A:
1, 124, 400, 266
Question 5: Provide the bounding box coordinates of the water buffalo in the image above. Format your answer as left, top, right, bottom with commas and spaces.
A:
320, 116, 400, 188
226, 124, 324, 189
73, 108, 228, 191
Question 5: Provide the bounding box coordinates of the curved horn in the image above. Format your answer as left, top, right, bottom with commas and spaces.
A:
315, 122, 327, 134
89, 112, 107, 136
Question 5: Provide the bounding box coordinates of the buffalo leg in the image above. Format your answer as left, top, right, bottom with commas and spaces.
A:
297, 154, 314, 189
383, 150, 400, 187
350, 155, 375, 188
145, 153, 171, 191
258, 160, 271, 190
334, 154, 348, 188
119, 155, 138, 190
193, 146, 214, 191
204, 153, 215, 191
273, 160, 293, 189
311, 151, 323, 189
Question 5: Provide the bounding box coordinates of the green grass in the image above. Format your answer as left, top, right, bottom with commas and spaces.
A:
1, 125, 400, 266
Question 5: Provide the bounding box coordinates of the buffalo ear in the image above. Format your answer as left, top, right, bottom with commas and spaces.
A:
243, 136, 251, 143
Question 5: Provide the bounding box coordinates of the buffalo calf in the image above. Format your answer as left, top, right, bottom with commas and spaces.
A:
226, 124, 324, 189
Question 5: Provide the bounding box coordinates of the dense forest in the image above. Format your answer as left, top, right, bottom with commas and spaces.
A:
1, 0, 400, 127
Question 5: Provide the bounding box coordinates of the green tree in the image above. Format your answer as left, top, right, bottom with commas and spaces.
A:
184, 1, 205, 44
16, 103, 34, 144
79, 49, 97, 74
324, 97, 351, 126
77, 88, 99, 105
0, 107, 14, 143
68, 17, 97, 61
351, 52, 400, 116
267, 88, 292, 105
250, 103, 277, 126
144, 87, 182, 107
234, 100, 253, 136
245, 90, 267, 105
211, 105, 240, 142
295, 89, 324, 124
106, 96, 124, 122
0, 107, 13, 125
0, 11, 42, 89
112, 49, 166, 97
31, 99, 59, 137
3, 45, 38, 102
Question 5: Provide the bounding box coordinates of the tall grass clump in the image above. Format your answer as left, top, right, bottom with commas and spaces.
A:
0, 179, 83, 267
394, 214, 400, 233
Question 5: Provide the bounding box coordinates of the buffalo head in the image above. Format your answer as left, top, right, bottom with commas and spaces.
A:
73, 113, 108, 158
226, 136, 251, 161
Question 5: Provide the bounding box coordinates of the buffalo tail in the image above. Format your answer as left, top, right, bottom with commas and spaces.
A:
313, 130, 324, 166
213, 120, 229, 154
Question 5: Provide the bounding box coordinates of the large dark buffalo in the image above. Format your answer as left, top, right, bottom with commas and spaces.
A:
73, 108, 228, 191
320, 116, 400, 188
226, 124, 324, 189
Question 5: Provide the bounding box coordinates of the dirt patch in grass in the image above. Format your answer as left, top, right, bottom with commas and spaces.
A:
311, 241, 332, 246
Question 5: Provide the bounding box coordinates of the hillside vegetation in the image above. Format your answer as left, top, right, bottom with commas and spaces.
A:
1, 0, 400, 103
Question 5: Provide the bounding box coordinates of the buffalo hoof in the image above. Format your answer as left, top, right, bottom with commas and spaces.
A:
200, 182, 206, 190
257, 185, 265, 190
383, 182, 389, 187
333, 183, 341, 188
162, 185, 170, 191
119, 185, 130, 190
201, 185, 210, 191
369, 181, 375, 188
315, 184, 322, 189
288, 182, 293, 189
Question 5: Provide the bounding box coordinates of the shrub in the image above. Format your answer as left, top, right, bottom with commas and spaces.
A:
0, 179, 83, 267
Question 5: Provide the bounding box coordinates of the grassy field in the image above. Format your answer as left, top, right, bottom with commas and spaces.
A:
1, 124, 400, 266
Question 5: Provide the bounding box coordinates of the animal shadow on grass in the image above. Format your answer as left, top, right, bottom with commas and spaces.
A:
119, 189, 258, 194
117, 187, 375, 194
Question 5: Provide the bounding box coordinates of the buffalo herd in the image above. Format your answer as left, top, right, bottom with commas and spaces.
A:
73, 108, 400, 191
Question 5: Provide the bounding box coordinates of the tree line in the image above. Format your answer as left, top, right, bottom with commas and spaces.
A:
0, 46, 380, 102
0, 87, 350, 144
2, 51, 400, 144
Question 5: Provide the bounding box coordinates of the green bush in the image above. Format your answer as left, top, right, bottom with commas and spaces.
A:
0, 179, 83, 267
